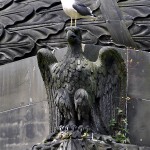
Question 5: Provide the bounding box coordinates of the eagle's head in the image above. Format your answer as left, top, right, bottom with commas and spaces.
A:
65, 27, 82, 45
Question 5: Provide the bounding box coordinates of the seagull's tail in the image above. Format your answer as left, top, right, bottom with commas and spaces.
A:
87, 15, 97, 21
86, 7, 97, 21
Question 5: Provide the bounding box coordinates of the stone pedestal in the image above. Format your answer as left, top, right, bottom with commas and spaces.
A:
34, 136, 150, 150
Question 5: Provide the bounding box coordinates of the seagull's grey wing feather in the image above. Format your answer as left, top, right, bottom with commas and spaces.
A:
72, 3, 92, 16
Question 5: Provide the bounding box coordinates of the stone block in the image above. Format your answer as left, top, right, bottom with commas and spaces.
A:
127, 50, 150, 100
125, 50, 150, 146
128, 98, 150, 146
0, 101, 49, 150
0, 56, 47, 111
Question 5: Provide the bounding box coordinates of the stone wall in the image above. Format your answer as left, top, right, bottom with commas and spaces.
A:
0, 57, 49, 150
114, 48, 150, 147
127, 50, 150, 146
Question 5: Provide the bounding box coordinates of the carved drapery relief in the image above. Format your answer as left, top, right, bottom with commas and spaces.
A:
0, 0, 150, 65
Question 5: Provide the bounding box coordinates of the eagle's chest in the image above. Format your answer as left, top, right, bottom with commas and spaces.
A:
51, 57, 91, 92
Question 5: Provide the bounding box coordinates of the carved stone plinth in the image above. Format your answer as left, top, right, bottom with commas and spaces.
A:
33, 130, 114, 150
33, 130, 150, 150
34, 139, 112, 150
34, 140, 150, 150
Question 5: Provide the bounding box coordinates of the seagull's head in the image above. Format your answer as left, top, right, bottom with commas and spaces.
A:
65, 27, 82, 45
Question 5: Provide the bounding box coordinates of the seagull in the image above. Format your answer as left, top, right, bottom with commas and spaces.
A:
60, 0, 96, 26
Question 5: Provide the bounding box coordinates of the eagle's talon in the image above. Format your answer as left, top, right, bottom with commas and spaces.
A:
78, 125, 91, 133
71, 124, 77, 131
65, 124, 77, 131
59, 125, 65, 131
78, 125, 84, 133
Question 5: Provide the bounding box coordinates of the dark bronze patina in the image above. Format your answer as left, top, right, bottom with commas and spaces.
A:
35, 26, 126, 149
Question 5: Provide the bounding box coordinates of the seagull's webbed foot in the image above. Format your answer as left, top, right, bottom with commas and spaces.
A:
75, 19, 77, 26
71, 18, 72, 26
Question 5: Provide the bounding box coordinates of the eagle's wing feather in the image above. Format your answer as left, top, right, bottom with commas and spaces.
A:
37, 48, 59, 131
93, 47, 126, 134
37, 48, 57, 91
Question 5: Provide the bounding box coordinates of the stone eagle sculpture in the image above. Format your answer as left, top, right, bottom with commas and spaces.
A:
37, 27, 126, 134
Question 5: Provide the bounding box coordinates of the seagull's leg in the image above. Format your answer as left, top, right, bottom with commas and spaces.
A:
75, 19, 77, 27
71, 18, 72, 26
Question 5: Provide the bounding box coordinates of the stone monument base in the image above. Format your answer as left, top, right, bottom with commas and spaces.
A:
33, 130, 150, 150
33, 139, 150, 150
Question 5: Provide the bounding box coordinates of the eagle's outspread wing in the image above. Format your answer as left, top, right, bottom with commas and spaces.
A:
92, 47, 126, 134
37, 48, 57, 93
37, 48, 61, 131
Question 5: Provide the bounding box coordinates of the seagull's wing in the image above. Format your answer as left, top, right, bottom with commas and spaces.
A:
72, 2, 93, 16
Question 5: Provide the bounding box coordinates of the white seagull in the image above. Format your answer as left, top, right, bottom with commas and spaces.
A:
60, 0, 96, 26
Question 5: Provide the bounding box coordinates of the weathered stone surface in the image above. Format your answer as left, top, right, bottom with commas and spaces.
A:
114, 144, 150, 150
101, 48, 150, 147
0, 101, 49, 150
127, 50, 150, 100
0, 57, 49, 150
125, 50, 150, 147
128, 98, 150, 146
0, 56, 47, 111
34, 136, 150, 150
33, 132, 114, 150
